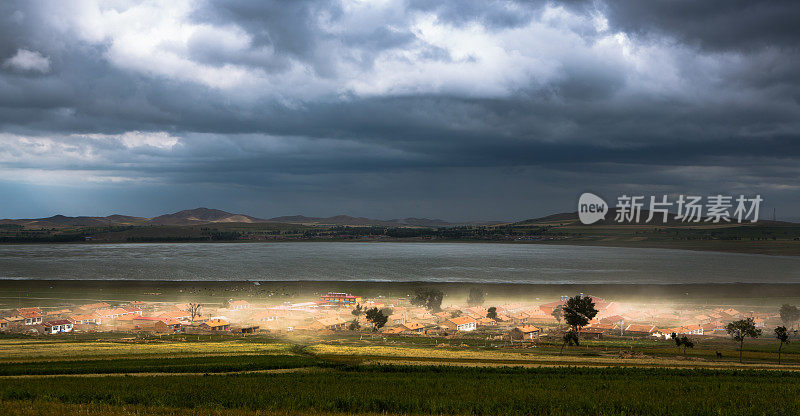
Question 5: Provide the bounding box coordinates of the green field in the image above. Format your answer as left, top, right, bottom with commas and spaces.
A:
2, 366, 799, 416
1, 335, 800, 415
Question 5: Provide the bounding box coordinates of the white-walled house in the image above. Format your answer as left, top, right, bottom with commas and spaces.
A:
44, 320, 73, 334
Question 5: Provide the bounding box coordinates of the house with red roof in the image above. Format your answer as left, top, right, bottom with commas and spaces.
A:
43, 319, 73, 334
443, 316, 477, 332
510, 325, 540, 341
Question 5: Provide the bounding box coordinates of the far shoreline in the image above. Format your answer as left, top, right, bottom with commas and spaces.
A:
0, 238, 797, 257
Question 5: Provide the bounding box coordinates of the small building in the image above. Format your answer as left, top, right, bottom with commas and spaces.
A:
309, 316, 347, 331
200, 319, 230, 331
399, 322, 425, 334
240, 325, 260, 334
0, 318, 7, 329
389, 313, 406, 325
581, 327, 604, 340
21, 311, 43, 326
17, 307, 43, 315
477, 317, 497, 327
443, 316, 477, 332
70, 314, 101, 325
320, 293, 362, 305
510, 325, 540, 341
229, 300, 251, 311
589, 323, 620, 333
508, 312, 530, 324
43, 320, 73, 334
4, 315, 24, 327
155, 318, 182, 333
95, 308, 129, 320
624, 324, 659, 336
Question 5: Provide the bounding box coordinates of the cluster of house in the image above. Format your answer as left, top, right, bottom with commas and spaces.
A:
601, 307, 770, 339
0, 293, 776, 341
0, 302, 231, 335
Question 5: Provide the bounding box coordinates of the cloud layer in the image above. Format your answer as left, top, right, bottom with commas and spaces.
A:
1, 0, 798, 220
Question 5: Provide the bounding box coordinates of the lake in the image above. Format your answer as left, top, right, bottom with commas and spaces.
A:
1, 242, 799, 284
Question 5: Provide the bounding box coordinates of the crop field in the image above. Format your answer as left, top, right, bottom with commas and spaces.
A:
2, 366, 800, 416
0, 354, 319, 376
0, 339, 292, 362
1, 336, 800, 415
308, 340, 800, 370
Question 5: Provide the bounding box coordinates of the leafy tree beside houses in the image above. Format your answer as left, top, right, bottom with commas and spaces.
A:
560, 295, 598, 352
551, 305, 563, 329
411, 289, 444, 313
365, 307, 388, 332
487, 307, 498, 321
671, 333, 694, 355
775, 326, 790, 365
726, 318, 762, 363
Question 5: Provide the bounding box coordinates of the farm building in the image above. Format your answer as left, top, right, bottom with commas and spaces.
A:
399, 322, 425, 334
43, 320, 73, 334
477, 317, 497, 326
443, 316, 477, 332
69, 314, 101, 325
309, 316, 347, 331
155, 318, 182, 333
240, 325, 260, 334
21, 311, 43, 326
229, 300, 251, 310
200, 319, 230, 331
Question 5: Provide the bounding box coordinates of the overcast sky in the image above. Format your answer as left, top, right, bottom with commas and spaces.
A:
1, 0, 798, 221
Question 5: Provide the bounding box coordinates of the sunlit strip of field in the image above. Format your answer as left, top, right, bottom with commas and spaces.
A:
0, 339, 292, 362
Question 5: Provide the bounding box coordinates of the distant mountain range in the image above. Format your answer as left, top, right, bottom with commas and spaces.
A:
1, 207, 792, 229
0, 208, 503, 228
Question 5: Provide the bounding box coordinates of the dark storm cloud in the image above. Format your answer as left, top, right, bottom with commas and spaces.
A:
0, 0, 798, 220
600, 0, 800, 51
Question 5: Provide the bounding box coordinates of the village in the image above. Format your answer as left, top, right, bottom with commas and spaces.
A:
0, 290, 781, 346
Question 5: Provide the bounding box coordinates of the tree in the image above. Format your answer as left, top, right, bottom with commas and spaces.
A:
779, 304, 800, 329
450, 310, 462, 318
551, 305, 563, 328
487, 306, 498, 321
674, 335, 694, 355
562, 295, 598, 347
560, 330, 579, 354
466, 287, 485, 307
351, 304, 363, 317
775, 326, 790, 365
726, 318, 762, 363
365, 307, 388, 331
411, 289, 444, 312
348, 319, 361, 331
188, 303, 201, 323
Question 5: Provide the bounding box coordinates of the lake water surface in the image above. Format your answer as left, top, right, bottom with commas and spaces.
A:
1, 242, 799, 284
